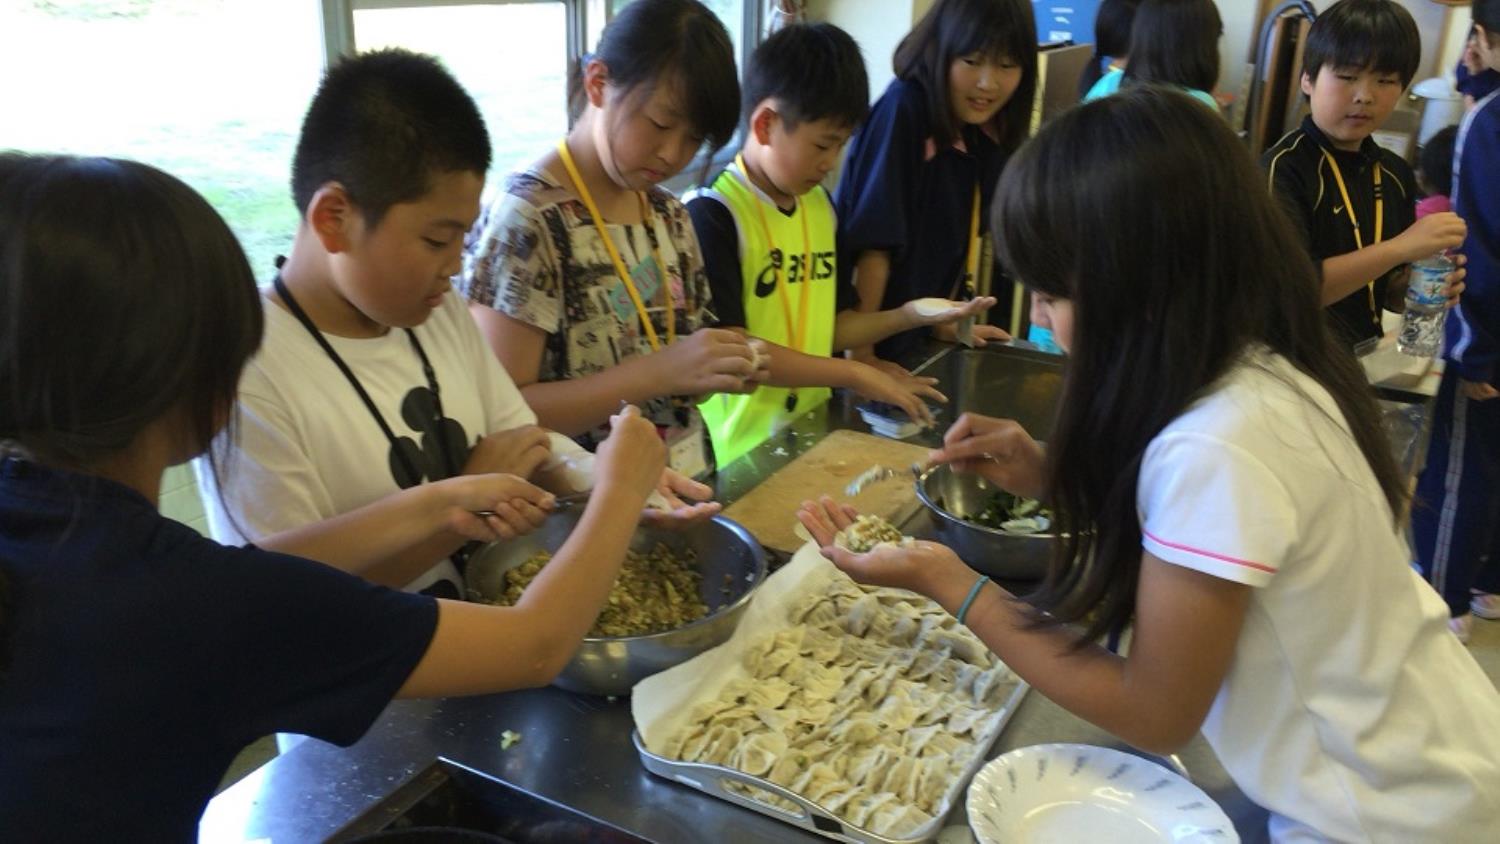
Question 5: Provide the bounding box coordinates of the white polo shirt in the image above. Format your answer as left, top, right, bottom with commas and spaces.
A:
1138, 348, 1500, 841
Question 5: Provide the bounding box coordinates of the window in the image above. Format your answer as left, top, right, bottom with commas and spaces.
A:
335, 0, 754, 190
0, 0, 756, 280
348, 1, 572, 179
607, 0, 749, 69
0, 0, 324, 280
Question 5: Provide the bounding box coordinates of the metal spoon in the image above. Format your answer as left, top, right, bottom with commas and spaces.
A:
844, 462, 926, 497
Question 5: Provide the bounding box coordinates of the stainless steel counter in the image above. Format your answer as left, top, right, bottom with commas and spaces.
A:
200, 343, 1268, 843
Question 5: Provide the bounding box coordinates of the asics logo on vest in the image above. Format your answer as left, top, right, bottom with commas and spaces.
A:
753, 249, 836, 298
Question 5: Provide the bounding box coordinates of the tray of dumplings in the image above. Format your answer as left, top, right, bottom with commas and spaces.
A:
631, 541, 1028, 843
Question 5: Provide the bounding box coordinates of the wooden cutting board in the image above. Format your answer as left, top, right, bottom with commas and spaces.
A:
724, 429, 933, 555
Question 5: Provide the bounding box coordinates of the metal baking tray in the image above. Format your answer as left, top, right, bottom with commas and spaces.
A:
634, 680, 1029, 844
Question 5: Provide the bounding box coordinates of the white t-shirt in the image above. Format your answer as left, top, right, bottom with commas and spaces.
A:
1138, 349, 1500, 841
196, 290, 588, 596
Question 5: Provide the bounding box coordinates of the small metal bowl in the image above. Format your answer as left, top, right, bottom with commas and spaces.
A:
464, 510, 767, 697
916, 465, 1056, 582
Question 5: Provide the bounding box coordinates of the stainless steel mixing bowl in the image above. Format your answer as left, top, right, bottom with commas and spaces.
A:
464, 510, 766, 696
916, 465, 1056, 581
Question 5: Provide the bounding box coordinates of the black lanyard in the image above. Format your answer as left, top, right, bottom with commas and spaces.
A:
271, 271, 458, 484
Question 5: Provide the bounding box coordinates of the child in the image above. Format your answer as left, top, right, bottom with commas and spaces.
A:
1076, 0, 1141, 99
685, 23, 997, 464
461, 0, 754, 478
1263, 0, 1467, 351
1413, 0, 1500, 642
198, 48, 718, 600
801, 87, 1500, 841
1460, 25, 1500, 111
0, 153, 665, 840
1081, 0, 1220, 112
1416, 124, 1457, 218
835, 0, 1033, 369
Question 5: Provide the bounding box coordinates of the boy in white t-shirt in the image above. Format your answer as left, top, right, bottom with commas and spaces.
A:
198, 49, 716, 598
801, 88, 1500, 840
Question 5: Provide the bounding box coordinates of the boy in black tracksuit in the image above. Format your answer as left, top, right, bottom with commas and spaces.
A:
1262, 0, 1467, 350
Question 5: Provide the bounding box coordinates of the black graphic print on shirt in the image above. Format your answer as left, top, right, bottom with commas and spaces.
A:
387, 386, 473, 489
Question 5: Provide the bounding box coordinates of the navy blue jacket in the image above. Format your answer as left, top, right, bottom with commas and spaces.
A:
834, 77, 1008, 361
1447, 91, 1500, 385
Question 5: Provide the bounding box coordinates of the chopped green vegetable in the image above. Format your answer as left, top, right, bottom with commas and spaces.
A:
969, 492, 1053, 534
500, 730, 522, 750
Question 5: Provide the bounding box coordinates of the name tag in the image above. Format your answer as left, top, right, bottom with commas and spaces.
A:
665, 413, 711, 480
605, 255, 665, 326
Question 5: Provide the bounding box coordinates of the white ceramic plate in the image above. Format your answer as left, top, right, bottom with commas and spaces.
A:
967, 743, 1239, 844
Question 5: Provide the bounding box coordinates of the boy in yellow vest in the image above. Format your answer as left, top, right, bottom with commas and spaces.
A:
687, 23, 995, 464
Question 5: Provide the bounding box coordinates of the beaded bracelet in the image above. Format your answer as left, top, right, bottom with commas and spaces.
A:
956, 575, 991, 626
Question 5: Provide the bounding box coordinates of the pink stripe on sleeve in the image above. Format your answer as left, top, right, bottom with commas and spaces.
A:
1142, 529, 1278, 574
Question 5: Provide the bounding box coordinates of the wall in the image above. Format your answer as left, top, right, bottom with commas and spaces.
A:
807, 0, 929, 99
1221, 0, 1457, 108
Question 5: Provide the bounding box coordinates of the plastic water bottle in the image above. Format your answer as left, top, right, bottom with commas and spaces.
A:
1397, 252, 1451, 358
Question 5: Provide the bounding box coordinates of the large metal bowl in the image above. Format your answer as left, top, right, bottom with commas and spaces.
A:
464, 511, 766, 697
916, 465, 1056, 582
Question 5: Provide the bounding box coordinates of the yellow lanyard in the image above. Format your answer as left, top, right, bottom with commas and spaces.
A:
1321, 149, 1384, 320
555, 139, 674, 350
737, 154, 813, 351
953, 184, 981, 298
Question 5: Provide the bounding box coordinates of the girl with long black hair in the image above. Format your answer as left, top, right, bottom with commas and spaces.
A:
802, 87, 1500, 840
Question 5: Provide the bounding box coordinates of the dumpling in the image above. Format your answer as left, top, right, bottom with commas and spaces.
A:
743, 677, 794, 709
835, 666, 881, 706
830, 715, 882, 745
766, 752, 807, 787
663, 722, 706, 760
844, 744, 890, 788
868, 804, 935, 837
785, 660, 845, 701
844, 791, 898, 828
819, 787, 860, 814
728, 730, 787, 777
864, 664, 903, 704
754, 706, 793, 733
972, 663, 1014, 704
791, 594, 840, 626
928, 629, 990, 665
915, 756, 950, 810
842, 592, 882, 637
799, 626, 844, 663
886, 612, 920, 646
879, 756, 918, 799
874, 686, 920, 731
946, 703, 990, 736
907, 647, 949, 681
790, 762, 842, 800
697, 725, 743, 766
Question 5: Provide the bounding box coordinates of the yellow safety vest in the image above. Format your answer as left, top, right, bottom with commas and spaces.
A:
695, 163, 839, 464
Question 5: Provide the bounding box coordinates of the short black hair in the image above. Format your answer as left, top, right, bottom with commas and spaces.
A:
292, 48, 491, 229
1478, 0, 1500, 44
1122, 0, 1222, 94
893, 0, 1039, 153
567, 0, 740, 155
1419, 125, 1458, 197
743, 23, 869, 131
1302, 0, 1421, 88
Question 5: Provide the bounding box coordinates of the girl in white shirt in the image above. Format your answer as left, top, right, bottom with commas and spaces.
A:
800, 86, 1500, 841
